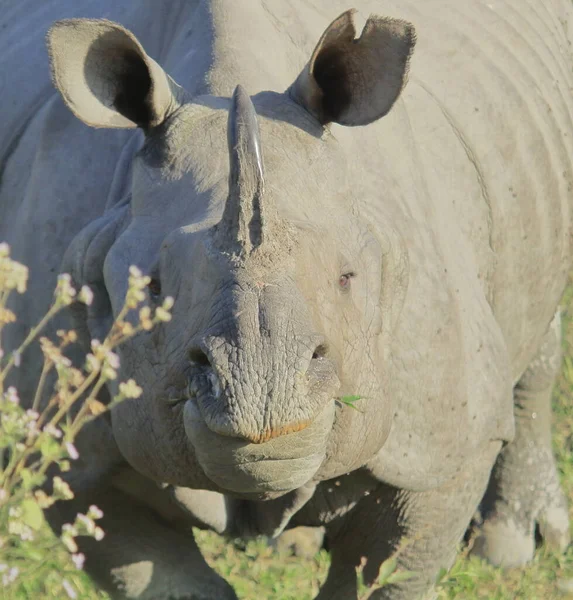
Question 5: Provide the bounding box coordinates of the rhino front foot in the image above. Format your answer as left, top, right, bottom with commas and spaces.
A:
472, 313, 570, 567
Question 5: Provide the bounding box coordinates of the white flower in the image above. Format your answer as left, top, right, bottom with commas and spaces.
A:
1, 566, 19, 587
43, 424, 62, 439
5, 387, 19, 404
62, 578, 77, 599
52, 476, 74, 500
118, 379, 143, 399
54, 273, 77, 306
25, 409, 39, 421
87, 505, 104, 520
76, 513, 95, 535
78, 285, 93, 306
71, 553, 85, 570
65, 442, 79, 460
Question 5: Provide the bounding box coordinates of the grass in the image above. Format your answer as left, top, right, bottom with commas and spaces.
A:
14, 281, 573, 599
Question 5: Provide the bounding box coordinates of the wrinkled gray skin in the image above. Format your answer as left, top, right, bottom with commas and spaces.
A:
2, 1, 573, 598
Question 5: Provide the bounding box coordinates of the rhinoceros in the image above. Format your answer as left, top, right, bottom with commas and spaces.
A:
1, 0, 573, 598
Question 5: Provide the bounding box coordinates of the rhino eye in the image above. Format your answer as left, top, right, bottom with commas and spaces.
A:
148, 277, 162, 298
338, 272, 355, 291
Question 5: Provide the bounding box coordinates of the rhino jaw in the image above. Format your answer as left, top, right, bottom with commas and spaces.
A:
183, 398, 335, 496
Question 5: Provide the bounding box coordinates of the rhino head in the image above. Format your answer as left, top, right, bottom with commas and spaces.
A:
49, 11, 415, 498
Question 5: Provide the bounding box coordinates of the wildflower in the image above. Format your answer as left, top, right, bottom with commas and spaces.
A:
94, 526, 105, 541
139, 306, 153, 330
61, 523, 78, 537
87, 505, 103, 520
126, 266, 151, 309
71, 553, 85, 570
52, 476, 74, 500
0, 244, 28, 293
78, 285, 93, 306
87, 399, 106, 416
7, 515, 34, 542
62, 578, 78, 599
25, 419, 39, 438
118, 321, 135, 336
57, 329, 78, 344
34, 490, 55, 509
40, 337, 73, 368
1, 566, 19, 587
5, 387, 19, 404
25, 409, 39, 421
106, 351, 120, 370
61, 524, 78, 553
54, 273, 77, 306
65, 442, 79, 460
119, 379, 143, 399
43, 424, 63, 439
76, 513, 96, 535
0, 307, 16, 324
155, 307, 172, 323
85, 353, 100, 373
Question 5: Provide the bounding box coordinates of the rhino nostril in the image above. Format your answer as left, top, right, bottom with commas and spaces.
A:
312, 343, 328, 360
188, 348, 211, 367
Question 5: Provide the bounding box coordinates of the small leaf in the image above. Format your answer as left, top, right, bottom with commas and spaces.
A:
386, 570, 415, 584
39, 436, 63, 460
20, 468, 45, 491
20, 498, 45, 530
337, 395, 364, 412
435, 567, 448, 585
376, 556, 398, 585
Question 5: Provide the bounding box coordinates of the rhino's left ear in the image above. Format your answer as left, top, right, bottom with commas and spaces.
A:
290, 9, 416, 126
47, 19, 182, 130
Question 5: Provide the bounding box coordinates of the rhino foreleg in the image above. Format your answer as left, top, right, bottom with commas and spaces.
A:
47, 484, 236, 600
472, 312, 570, 566
316, 441, 501, 600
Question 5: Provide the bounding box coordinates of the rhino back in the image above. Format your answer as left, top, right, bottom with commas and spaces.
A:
403, 0, 573, 379
338, 0, 573, 487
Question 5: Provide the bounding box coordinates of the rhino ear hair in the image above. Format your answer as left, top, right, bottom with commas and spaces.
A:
47, 19, 181, 130
290, 9, 416, 127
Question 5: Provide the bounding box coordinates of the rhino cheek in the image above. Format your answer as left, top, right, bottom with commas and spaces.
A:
183, 400, 335, 496
110, 396, 215, 489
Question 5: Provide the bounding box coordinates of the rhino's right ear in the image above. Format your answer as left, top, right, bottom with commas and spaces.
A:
290, 9, 416, 126
47, 19, 182, 129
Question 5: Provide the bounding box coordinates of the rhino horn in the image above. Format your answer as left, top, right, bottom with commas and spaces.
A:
216, 85, 270, 255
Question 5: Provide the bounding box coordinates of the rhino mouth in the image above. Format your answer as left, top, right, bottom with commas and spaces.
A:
181, 379, 336, 496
